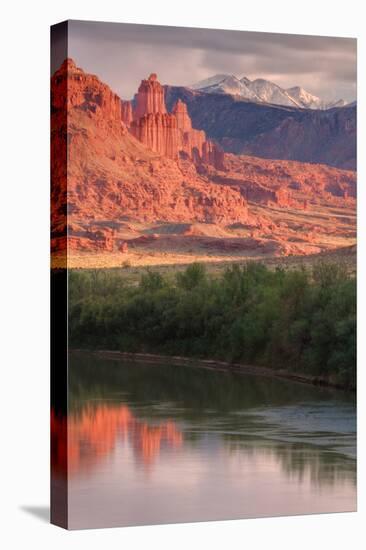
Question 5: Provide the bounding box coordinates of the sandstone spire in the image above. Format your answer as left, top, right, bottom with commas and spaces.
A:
134, 73, 167, 119
172, 99, 192, 132
131, 73, 225, 169
131, 112, 180, 160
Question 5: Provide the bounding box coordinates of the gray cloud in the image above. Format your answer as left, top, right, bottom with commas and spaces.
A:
64, 20, 356, 102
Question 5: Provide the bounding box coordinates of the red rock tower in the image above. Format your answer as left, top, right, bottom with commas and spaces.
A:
132, 112, 180, 159
134, 73, 167, 119
131, 74, 180, 159
131, 73, 225, 169
172, 99, 192, 132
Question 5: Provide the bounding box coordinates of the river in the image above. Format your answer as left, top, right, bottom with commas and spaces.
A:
61, 352, 356, 529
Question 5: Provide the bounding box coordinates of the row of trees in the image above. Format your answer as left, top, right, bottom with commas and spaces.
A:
68, 262, 356, 389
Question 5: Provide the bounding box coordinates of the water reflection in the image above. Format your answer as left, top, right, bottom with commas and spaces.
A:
51, 402, 355, 487
67, 404, 182, 473
58, 353, 356, 528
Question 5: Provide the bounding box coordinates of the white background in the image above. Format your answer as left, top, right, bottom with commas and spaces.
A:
0, 1, 364, 548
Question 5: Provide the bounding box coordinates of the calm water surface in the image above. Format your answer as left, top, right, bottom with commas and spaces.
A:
64, 353, 356, 529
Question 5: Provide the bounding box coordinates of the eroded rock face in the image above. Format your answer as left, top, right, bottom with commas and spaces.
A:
121, 100, 133, 127
131, 74, 224, 168
172, 99, 192, 132
134, 73, 167, 119
202, 140, 225, 171
131, 112, 181, 160
51, 59, 356, 259
213, 153, 356, 208
51, 60, 249, 253
119, 241, 129, 253
57, 59, 126, 125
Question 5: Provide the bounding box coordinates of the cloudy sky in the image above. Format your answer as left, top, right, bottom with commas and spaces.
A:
62, 20, 356, 102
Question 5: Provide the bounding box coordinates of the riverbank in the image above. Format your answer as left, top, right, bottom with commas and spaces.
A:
68, 262, 356, 391
70, 349, 355, 391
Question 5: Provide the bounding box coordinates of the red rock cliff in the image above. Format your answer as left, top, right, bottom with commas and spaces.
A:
131, 74, 224, 169
121, 100, 133, 127
57, 59, 125, 124
51, 59, 249, 256
131, 112, 181, 160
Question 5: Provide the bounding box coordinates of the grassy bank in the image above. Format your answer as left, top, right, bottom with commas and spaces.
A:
69, 262, 356, 389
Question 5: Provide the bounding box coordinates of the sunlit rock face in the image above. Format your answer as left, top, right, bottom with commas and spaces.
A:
121, 100, 133, 127
131, 74, 224, 168
56, 58, 124, 123
131, 111, 181, 160
172, 99, 192, 132
134, 73, 167, 119
51, 60, 250, 256
51, 59, 355, 262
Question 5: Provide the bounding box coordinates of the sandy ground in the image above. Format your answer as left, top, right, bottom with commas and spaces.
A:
51, 245, 356, 284
52, 197, 356, 270
52, 249, 272, 269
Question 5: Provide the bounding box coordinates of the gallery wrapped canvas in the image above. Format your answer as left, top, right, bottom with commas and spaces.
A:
51, 20, 357, 529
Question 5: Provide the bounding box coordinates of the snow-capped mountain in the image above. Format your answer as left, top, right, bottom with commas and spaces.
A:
286, 86, 325, 109
326, 99, 348, 109
191, 74, 260, 101
191, 74, 347, 110
285, 87, 347, 110
248, 79, 301, 108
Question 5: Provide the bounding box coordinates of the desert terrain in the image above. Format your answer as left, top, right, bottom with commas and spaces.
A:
51, 59, 356, 270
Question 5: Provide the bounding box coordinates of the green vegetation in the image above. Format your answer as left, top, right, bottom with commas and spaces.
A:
69, 262, 356, 389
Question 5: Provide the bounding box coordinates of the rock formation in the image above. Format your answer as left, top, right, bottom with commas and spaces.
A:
134, 73, 167, 119
202, 140, 225, 171
119, 241, 129, 253
131, 74, 224, 168
172, 99, 207, 161
165, 85, 357, 170
51, 60, 249, 254
213, 153, 356, 208
62, 58, 125, 124
131, 112, 181, 159
51, 59, 356, 262
121, 100, 133, 127
172, 99, 192, 132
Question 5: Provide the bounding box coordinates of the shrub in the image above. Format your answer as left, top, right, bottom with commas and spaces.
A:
68, 262, 356, 388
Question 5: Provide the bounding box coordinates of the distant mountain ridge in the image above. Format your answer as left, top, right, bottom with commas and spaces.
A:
165, 85, 356, 170
191, 74, 350, 110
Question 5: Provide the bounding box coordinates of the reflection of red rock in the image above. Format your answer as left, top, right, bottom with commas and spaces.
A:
51, 404, 183, 477
132, 420, 182, 465
51, 410, 67, 478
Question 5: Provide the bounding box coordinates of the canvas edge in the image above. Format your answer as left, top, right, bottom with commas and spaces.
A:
50, 20, 69, 530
